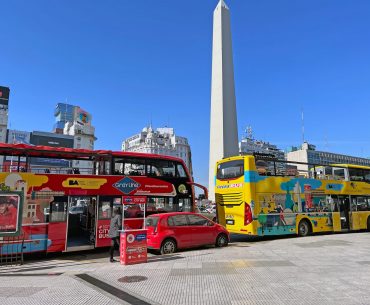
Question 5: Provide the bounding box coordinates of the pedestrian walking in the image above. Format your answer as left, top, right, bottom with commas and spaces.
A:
108, 206, 122, 262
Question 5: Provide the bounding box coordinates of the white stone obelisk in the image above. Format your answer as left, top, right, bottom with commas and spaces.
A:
208, 0, 239, 201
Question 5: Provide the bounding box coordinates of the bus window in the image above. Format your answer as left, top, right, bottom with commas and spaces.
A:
113, 158, 124, 175
325, 166, 333, 177
180, 198, 192, 212
333, 168, 346, 181
98, 200, 112, 219
364, 170, 370, 182
161, 161, 176, 177
146, 163, 161, 177
146, 160, 179, 178
176, 164, 187, 178
355, 197, 369, 211
217, 160, 244, 180
123, 158, 145, 176
349, 168, 364, 182
147, 197, 175, 215
50, 200, 67, 222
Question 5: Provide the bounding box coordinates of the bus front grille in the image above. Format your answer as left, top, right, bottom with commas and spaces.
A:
216, 193, 243, 206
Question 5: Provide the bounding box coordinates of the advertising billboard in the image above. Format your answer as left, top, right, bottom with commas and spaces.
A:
7, 130, 31, 145
0, 193, 22, 236
30, 132, 74, 167
5, 130, 31, 166
74, 107, 91, 126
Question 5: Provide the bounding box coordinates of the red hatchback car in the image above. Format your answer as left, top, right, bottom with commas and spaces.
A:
145, 212, 229, 254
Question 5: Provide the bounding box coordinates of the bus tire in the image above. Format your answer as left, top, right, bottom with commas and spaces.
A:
367, 217, 370, 232
215, 233, 228, 247
298, 219, 311, 237
160, 238, 177, 255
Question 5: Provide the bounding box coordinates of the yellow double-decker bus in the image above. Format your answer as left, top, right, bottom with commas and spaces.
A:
215, 154, 370, 237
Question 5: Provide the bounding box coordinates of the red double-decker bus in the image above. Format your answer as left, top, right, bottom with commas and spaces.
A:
0, 143, 207, 253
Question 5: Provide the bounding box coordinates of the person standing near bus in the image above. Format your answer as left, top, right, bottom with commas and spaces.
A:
108, 206, 122, 262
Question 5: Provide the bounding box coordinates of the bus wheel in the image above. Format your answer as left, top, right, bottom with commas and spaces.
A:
160, 238, 177, 255
298, 220, 311, 237
215, 234, 228, 247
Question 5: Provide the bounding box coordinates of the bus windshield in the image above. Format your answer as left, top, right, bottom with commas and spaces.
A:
217, 160, 244, 180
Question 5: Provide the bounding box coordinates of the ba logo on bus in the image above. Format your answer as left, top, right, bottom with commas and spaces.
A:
113, 177, 141, 194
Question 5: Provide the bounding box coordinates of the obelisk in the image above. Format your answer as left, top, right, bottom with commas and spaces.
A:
208, 0, 239, 201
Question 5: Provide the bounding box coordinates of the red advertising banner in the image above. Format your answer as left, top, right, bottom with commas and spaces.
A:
120, 229, 148, 265
122, 196, 147, 205
0, 194, 20, 235
95, 219, 111, 247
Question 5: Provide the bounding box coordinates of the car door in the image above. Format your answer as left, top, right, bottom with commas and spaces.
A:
168, 215, 191, 248
187, 214, 215, 246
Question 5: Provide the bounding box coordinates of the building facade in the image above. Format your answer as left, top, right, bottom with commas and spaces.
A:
287, 142, 370, 173
2, 102, 96, 172
55, 103, 96, 171
122, 126, 193, 176
239, 137, 285, 160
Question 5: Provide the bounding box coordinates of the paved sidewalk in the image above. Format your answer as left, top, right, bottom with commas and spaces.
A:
1, 232, 370, 305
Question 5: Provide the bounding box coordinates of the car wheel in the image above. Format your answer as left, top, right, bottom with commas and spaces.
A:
298, 220, 311, 237
367, 217, 370, 232
215, 233, 228, 247
160, 239, 177, 255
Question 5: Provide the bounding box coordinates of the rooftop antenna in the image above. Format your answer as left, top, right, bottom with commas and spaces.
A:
246, 126, 253, 139
301, 107, 305, 144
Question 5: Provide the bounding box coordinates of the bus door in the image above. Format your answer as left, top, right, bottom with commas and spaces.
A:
47, 196, 68, 253
337, 196, 350, 230
95, 196, 120, 248
66, 196, 96, 251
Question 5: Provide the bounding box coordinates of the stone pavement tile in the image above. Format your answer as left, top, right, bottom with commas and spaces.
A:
281, 298, 349, 305
231, 299, 285, 305
322, 298, 364, 305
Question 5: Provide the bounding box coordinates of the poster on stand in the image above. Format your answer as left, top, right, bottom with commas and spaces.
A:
120, 229, 147, 265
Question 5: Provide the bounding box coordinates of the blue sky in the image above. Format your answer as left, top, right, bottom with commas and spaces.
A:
2, 0, 370, 189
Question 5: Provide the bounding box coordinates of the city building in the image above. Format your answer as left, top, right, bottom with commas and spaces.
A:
2, 102, 96, 172
209, 0, 239, 201
239, 127, 285, 160
54, 103, 96, 171
4, 130, 74, 172
122, 126, 193, 176
0, 86, 10, 169
287, 142, 370, 174
53, 103, 75, 134
0, 86, 9, 144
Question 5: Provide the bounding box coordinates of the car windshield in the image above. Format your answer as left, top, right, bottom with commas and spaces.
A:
145, 217, 159, 227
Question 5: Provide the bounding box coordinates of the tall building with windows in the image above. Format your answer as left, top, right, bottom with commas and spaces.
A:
287, 142, 370, 173
60, 105, 96, 170
122, 126, 193, 176
53, 103, 75, 134
0, 86, 10, 168
0, 86, 9, 144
